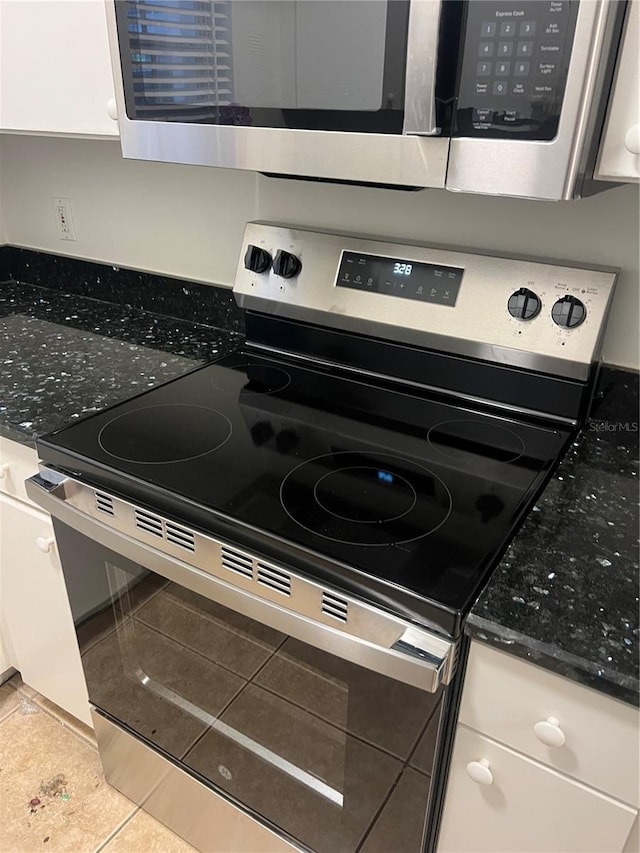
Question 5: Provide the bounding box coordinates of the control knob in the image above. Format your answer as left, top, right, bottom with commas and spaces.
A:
507, 288, 541, 320
551, 295, 586, 329
244, 245, 272, 274
273, 250, 302, 279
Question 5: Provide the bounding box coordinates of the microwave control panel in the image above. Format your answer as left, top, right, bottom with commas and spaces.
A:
454, 0, 579, 141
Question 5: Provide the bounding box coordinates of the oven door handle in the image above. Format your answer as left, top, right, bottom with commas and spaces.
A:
403, 0, 443, 136
26, 470, 456, 694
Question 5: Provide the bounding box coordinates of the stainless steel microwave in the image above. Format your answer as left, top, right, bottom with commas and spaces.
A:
106, 0, 628, 200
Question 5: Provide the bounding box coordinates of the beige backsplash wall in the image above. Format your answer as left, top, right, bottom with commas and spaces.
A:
1, 134, 638, 369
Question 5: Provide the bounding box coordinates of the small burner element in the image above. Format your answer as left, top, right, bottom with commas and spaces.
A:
98, 404, 232, 464
211, 360, 291, 395
281, 451, 452, 546
427, 419, 525, 464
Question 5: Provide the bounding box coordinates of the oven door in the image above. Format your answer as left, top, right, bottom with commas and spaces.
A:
29, 471, 457, 853
105, 0, 461, 188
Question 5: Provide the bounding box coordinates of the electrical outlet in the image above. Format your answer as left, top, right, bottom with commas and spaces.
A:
52, 197, 77, 241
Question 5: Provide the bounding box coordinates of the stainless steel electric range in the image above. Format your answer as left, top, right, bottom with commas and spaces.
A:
27, 223, 617, 853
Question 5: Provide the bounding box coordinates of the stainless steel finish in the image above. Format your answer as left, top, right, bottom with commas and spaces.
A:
92, 710, 302, 853
447, 1, 623, 200
104, 0, 449, 189
235, 223, 618, 382
403, 0, 442, 136
27, 471, 455, 692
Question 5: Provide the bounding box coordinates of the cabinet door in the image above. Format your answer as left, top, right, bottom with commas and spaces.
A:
438, 726, 637, 853
595, 0, 639, 182
0, 0, 118, 136
0, 493, 90, 725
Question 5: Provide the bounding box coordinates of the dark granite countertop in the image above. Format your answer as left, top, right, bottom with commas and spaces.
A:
0, 279, 242, 446
468, 367, 639, 707
1, 250, 638, 709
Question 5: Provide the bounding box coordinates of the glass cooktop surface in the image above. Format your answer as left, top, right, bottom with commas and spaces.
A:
40, 351, 571, 633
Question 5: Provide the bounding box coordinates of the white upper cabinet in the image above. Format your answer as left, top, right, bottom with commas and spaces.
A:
0, 0, 118, 137
595, 0, 640, 183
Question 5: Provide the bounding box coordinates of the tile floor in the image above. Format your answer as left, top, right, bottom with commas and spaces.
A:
0, 673, 197, 853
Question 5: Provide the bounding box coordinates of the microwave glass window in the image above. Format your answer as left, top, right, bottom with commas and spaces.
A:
115, 0, 411, 133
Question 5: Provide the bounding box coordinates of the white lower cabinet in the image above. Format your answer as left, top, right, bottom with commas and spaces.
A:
0, 490, 91, 726
438, 642, 639, 853
438, 725, 637, 853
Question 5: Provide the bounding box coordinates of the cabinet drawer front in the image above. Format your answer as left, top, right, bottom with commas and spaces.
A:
438, 726, 637, 853
0, 437, 41, 508
459, 643, 639, 805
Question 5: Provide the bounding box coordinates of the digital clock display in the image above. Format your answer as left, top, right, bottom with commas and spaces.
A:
393, 263, 413, 276
336, 251, 464, 307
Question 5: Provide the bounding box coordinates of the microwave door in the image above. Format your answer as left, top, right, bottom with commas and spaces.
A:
107, 0, 452, 188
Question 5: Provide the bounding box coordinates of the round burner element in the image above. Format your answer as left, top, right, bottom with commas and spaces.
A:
281, 451, 452, 546
314, 467, 417, 524
211, 361, 291, 395
427, 419, 525, 464
98, 404, 232, 464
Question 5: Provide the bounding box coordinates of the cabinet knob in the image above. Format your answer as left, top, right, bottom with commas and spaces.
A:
624, 125, 640, 156
0, 463, 9, 478
36, 536, 55, 554
107, 98, 118, 121
534, 716, 566, 747
466, 758, 493, 786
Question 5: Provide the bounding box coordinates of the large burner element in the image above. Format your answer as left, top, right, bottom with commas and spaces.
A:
281, 451, 452, 546
98, 404, 232, 464
211, 360, 291, 396
427, 419, 525, 464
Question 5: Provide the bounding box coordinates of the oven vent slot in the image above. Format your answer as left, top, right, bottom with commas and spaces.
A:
165, 521, 196, 553
95, 491, 114, 516
257, 564, 291, 596
221, 547, 254, 579
322, 592, 349, 623
134, 508, 163, 538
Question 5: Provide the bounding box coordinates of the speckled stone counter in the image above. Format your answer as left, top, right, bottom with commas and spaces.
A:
468, 367, 639, 707
0, 279, 242, 446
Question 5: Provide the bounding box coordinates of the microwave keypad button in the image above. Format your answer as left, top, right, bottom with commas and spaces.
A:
480, 22, 497, 37
538, 40, 562, 57
517, 41, 533, 57
519, 21, 536, 36
511, 82, 528, 96
532, 81, 556, 98
537, 61, 558, 76
503, 110, 519, 124
496, 61, 511, 76
475, 82, 489, 96
514, 62, 530, 77
479, 41, 495, 57
473, 108, 494, 125
500, 21, 516, 37
497, 42, 513, 57
492, 81, 508, 97
477, 61, 492, 76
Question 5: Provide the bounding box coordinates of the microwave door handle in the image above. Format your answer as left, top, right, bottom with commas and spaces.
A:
26, 471, 454, 694
403, 0, 443, 136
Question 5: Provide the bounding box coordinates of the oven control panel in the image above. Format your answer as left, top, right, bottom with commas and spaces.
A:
234, 222, 618, 382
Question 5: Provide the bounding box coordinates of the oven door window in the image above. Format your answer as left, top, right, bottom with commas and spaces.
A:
115, 0, 410, 134
63, 527, 443, 853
